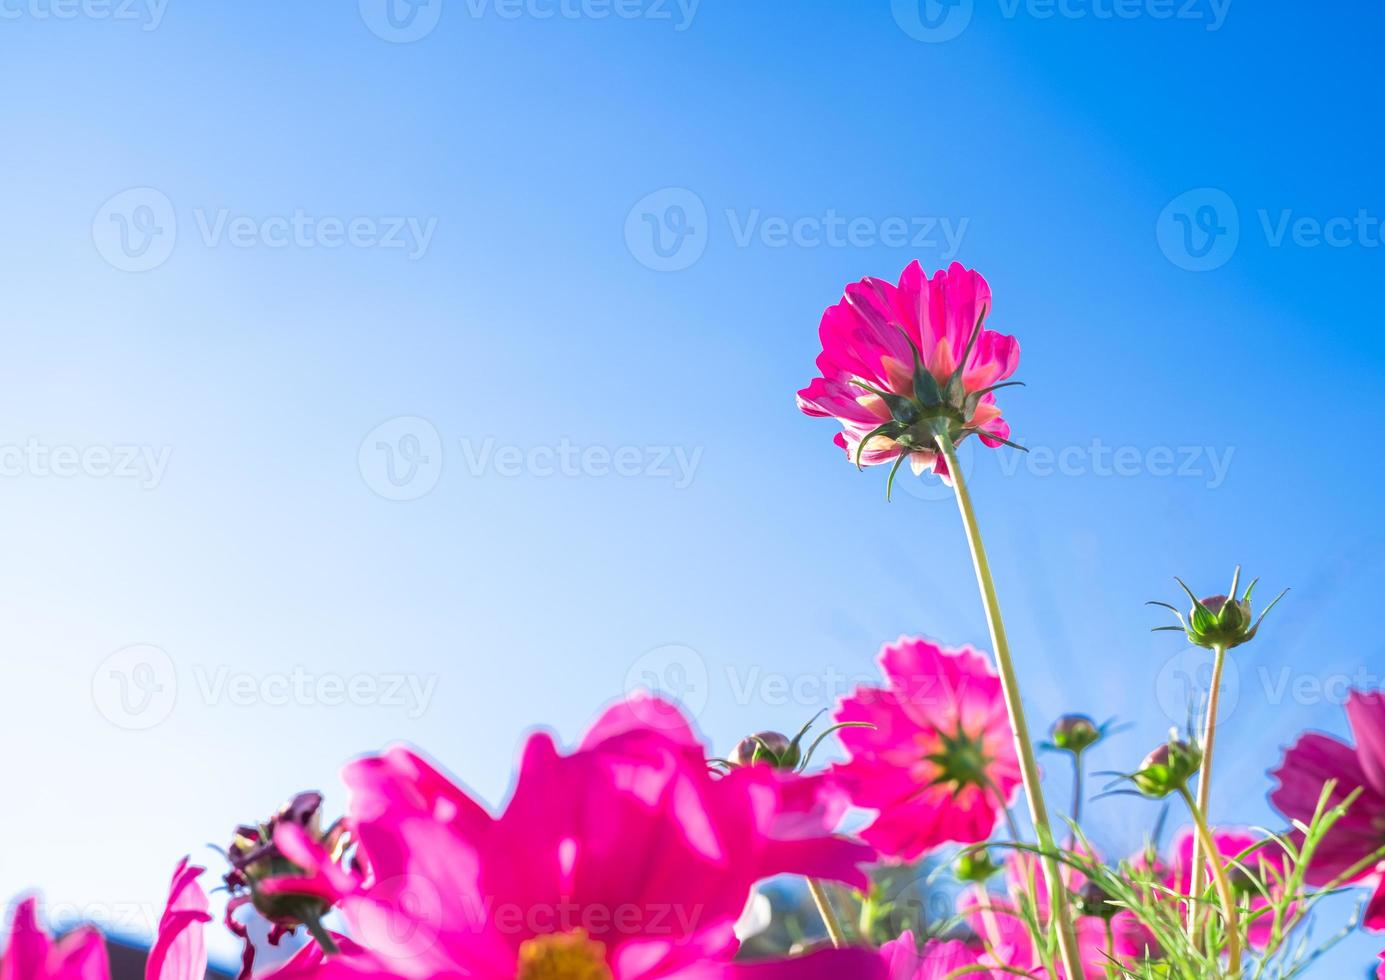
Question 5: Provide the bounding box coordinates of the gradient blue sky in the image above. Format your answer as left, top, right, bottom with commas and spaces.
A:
2, 0, 1383, 974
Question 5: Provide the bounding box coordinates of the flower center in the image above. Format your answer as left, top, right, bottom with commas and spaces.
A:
516, 930, 613, 980
926, 727, 992, 791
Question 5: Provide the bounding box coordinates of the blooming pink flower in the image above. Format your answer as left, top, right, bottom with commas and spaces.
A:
797, 261, 1019, 490
831, 636, 1021, 860
1161, 828, 1289, 949
878, 932, 989, 979
0, 899, 107, 980
293, 694, 873, 980
1270, 690, 1385, 929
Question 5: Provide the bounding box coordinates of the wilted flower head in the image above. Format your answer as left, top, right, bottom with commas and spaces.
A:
1149, 566, 1287, 650
797, 261, 1021, 496
832, 636, 1021, 860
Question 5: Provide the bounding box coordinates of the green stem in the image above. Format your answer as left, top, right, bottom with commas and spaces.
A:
934, 429, 1086, 980
1188, 643, 1227, 942
299, 906, 339, 955
1179, 785, 1241, 976
1070, 750, 1085, 844
806, 878, 847, 949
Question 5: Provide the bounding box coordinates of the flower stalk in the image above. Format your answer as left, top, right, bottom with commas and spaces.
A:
1187, 641, 1228, 942
934, 426, 1086, 980
805, 878, 847, 948
1177, 785, 1242, 975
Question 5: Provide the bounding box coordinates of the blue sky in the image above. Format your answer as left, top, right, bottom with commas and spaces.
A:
2, 0, 1382, 974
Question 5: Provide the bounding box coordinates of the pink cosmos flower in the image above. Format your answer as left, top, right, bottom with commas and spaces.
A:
284, 694, 874, 980
1270, 690, 1385, 929
0, 899, 107, 980
1162, 828, 1289, 949
878, 933, 990, 979
797, 261, 1020, 491
832, 636, 1021, 860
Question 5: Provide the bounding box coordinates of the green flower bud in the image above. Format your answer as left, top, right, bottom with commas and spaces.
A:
955, 848, 1002, 883
1049, 714, 1103, 755
1131, 736, 1202, 798
730, 731, 800, 770
1149, 567, 1287, 651
1077, 880, 1119, 920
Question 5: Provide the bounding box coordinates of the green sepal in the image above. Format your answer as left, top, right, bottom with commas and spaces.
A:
885, 452, 907, 502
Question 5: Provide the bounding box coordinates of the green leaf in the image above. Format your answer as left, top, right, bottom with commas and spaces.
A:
854, 420, 898, 470
884, 452, 907, 501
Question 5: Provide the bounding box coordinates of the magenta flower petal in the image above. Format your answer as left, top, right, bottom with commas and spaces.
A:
1, 899, 109, 980
335, 696, 872, 980
1270, 708, 1385, 891
798, 262, 1020, 487
832, 636, 1020, 861
145, 859, 211, 980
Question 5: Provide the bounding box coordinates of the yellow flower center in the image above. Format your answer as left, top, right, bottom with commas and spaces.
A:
516, 930, 613, 980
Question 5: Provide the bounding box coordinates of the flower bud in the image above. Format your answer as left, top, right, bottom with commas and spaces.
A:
1077, 880, 1118, 919
1049, 714, 1102, 755
226, 791, 343, 926
730, 731, 800, 770
1150, 567, 1287, 651
955, 848, 1002, 883
1131, 737, 1202, 799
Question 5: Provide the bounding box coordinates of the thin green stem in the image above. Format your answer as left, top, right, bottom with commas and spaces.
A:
934, 429, 1086, 980
299, 906, 339, 956
1189, 643, 1228, 943
806, 878, 848, 949
1070, 750, 1085, 844
1179, 786, 1242, 976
